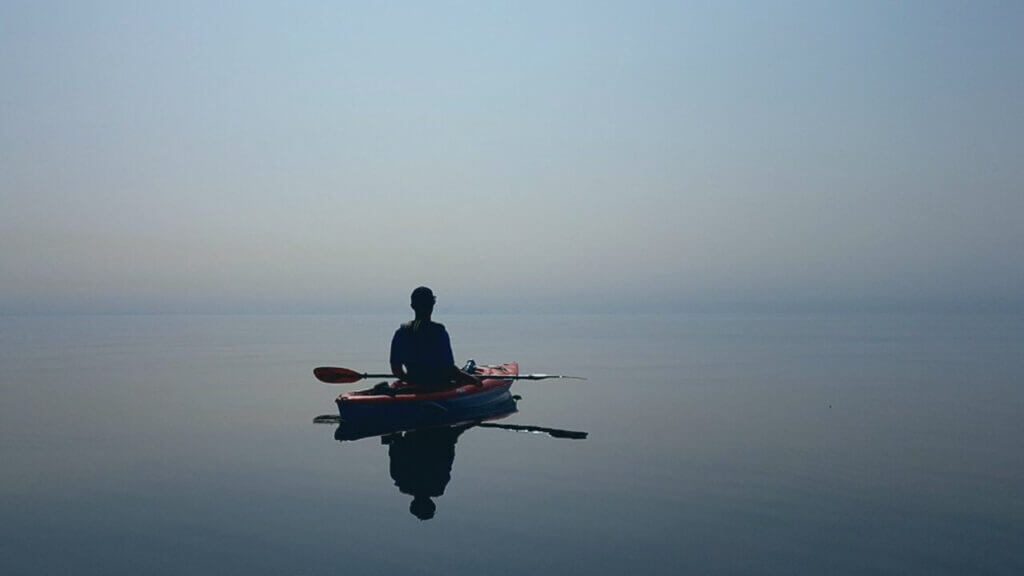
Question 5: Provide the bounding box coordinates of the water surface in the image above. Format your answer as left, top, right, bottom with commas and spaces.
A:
1, 313, 1021, 574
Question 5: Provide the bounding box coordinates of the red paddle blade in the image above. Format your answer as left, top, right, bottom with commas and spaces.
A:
313, 367, 363, 384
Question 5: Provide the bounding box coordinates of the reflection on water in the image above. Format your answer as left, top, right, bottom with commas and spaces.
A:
385, 425, 467, 520
8, 313, 1019, 573
317, 394, 587, 520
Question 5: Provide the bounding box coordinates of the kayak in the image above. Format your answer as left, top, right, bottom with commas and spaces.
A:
335, 362, 519, 425
332, 394, 518, 441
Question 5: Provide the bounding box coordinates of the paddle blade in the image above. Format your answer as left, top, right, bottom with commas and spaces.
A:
314, 367, 364, 384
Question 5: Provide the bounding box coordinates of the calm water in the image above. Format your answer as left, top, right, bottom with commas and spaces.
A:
1, 313, 1022, 575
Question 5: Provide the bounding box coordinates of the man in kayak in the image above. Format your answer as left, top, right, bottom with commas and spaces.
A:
390, 286, 482, 389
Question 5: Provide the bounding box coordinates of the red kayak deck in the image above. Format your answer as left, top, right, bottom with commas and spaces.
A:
337, 362, 518, 405
334, 363, 519, 424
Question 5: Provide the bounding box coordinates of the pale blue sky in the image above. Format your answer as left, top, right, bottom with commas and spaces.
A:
2, 1, 1022, 313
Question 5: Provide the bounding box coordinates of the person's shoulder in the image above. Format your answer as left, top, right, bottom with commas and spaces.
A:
395, 320, 446, 333
417, 320, 447, 336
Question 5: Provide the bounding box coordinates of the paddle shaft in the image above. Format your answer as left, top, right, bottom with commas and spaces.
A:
313, 366, 583, 384
477, 422, 588, 439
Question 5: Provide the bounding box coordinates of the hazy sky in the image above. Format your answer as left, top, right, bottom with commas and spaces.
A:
2, 1, 1022, 313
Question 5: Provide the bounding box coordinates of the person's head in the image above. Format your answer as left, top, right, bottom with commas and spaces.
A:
410, 496, 436, 520
410, 286, 436, 314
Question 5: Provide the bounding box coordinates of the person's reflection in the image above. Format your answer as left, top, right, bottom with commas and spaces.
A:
383, 424, 471, 520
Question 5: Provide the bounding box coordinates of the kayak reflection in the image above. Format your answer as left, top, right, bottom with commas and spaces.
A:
325, 393, 521, 442
315, 395, 587, 520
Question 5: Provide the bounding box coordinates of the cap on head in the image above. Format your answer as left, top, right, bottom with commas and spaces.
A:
410, 286, 436, 310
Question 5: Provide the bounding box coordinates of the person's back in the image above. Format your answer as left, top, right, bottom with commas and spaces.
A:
390, 319, 454, 387
390, 287, 480, 389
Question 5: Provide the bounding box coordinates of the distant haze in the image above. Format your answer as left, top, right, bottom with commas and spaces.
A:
2, 2, 1022, 314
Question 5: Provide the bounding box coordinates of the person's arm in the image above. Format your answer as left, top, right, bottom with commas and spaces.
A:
392, 362, 407, 381
451, 364, 482, 387
390, 328, 407, 381
439, 326, 480, 386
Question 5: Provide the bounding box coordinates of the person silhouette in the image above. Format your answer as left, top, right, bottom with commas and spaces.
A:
385, 425, 469, 520
390, 287, 480, 389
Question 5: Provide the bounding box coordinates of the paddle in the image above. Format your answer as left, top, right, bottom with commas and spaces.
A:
312, 415, 587, 439
313, 366, 585, 384
477, 422, 588, 439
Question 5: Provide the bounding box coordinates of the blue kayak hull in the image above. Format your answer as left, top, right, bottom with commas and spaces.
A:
333, 392, 518, 441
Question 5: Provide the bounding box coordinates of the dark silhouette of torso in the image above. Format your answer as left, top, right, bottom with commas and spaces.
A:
386, 425, 467, 519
